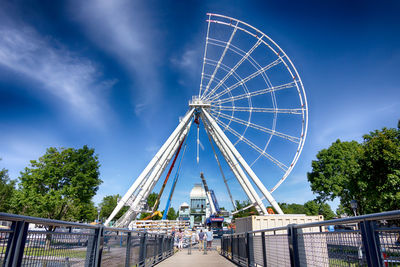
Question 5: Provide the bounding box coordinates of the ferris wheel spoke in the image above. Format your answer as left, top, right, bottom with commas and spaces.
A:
202, 21, 239, 98
207, 57, 284, 102
201, 37, 264, 100
212, 81, 296, 105
213, 115, 288, 171
206, 38, 273, 87
212, 106, 304, 114
199, 14, 212, 97
213, 111, 300, 143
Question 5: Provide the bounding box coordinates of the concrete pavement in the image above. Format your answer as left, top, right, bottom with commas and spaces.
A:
156, 249, 235, 267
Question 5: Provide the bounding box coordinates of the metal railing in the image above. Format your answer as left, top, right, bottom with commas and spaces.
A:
221, 210, 400, 267
0, 212, 174, 267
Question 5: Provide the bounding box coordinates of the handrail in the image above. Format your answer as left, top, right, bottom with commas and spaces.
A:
0, 212, 170, 237
231, 209, 400, 235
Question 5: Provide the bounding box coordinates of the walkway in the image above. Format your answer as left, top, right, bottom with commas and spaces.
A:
157, 250, 235, 267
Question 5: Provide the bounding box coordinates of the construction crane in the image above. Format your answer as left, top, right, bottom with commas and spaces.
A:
200, 172, 224, 229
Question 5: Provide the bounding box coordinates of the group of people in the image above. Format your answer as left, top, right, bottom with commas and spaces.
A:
172, 227, 214, 251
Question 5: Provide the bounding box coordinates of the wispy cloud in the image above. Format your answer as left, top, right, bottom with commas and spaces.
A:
0, 11, 114, 127
70, 0, 163, 117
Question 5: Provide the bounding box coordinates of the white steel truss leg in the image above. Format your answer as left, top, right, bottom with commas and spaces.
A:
135, 122, 193, 207
115, 121, 192, 227
203, 109, 284, 214
201, 113, 267, 214
105, 109, 195, 226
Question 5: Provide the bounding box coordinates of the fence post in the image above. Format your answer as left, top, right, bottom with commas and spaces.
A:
231, 234, 233, 260
4, 220, 29, 267
287, 224, 300, 267
94, 226, 104, 267
139, 232, 147, 267
159, 235, 164, 260
261, 232, 267, 267
246, 232, 251, 267
85, 226, 103, 267
125, 232, 132, 267
359, 220, 383, 267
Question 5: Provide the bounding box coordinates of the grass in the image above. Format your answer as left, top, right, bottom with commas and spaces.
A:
23, 247, 87, 258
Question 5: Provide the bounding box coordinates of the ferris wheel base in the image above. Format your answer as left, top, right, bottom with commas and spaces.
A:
105, 107, 283, 228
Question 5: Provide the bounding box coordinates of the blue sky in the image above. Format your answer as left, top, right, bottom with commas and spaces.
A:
1, 0, 399, 213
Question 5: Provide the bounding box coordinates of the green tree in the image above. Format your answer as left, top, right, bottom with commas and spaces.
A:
308, 125, 400, 215
14, 146, 102, 222
357, 127, 400, 213
304, 200, 319, 216
233, 200, 258, 219
279, 203, 306, 214
319, 203, 336, 220
99, 194, 129, 222
0, 161, 16, 213
139, 192, 161, 220
304, 200, 335, 220
166, 207, 178, 220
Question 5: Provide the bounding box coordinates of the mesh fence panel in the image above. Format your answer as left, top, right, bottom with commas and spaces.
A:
265, 233, 291, 267
252, 235, 263, 266
0, 222, 11, 265
23, 227, 94, 267
377, 228, 400, 267
101, 230, 128, 267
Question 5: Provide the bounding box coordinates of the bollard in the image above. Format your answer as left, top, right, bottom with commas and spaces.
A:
203, 238, 207, 255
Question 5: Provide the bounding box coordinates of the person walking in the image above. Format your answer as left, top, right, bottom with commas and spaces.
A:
177, 229, 184, 251
198, 229, 205, 251
205, 227, 213, 251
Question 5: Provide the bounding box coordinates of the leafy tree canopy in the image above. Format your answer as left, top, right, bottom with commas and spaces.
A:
233, 200, 259, 219
0, 160, 16, 213
308, 125, 400, 215
166, 207, 178, 220
99, 194, 129, 222
139, 192, 162, 220
14, 146, 102, 222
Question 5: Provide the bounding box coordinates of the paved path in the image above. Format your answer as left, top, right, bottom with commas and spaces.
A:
156, 249, 235, 267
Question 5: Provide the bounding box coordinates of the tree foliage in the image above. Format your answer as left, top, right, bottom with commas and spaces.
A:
233, 200, 259, 219
14, 146, 102, 222
303, 200, 335, 220
308, 125, 400, 215
166, 207, 178, 220
139, 192, 162, 220
279, 203, 306, 214
99, 194, 129, 222
0, 161, 16, 213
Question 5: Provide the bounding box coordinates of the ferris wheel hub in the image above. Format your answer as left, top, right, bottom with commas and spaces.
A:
189, 96, 211, 109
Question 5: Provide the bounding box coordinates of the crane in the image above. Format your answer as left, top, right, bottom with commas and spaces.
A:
200, 172, 224, 229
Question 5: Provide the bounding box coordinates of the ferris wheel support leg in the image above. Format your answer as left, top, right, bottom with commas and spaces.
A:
203, 109, 284, 214
105, 108, 195, 226
201, 113, 267, 214
202, 117, 261, 213
115, 120, 192, 227
136, 122, 193, 207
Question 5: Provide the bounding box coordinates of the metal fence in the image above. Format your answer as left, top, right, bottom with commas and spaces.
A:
0, 212, 174, 267
221, 210, 400, 267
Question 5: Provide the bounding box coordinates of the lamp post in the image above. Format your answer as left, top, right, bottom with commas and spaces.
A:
97, 207, 101, 223
350, 200, 358, 216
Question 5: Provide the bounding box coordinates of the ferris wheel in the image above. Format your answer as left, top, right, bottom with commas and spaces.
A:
105, 14, 308, 227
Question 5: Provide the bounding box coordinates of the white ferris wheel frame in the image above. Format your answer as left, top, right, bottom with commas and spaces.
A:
105, 13, 308, 227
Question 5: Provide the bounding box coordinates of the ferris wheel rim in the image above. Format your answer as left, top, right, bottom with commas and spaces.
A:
197, 13, 308, 192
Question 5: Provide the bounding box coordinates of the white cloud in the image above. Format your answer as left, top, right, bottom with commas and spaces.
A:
70, 0, 163, 117
0, 15, 114, 127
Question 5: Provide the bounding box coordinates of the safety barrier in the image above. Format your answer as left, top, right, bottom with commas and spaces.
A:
221, 210, 400, 267
0, 212, 174, 266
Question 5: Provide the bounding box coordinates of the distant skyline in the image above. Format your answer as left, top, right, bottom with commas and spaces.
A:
1, 0, 399, 212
